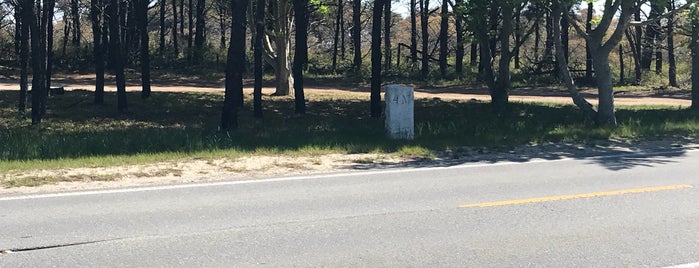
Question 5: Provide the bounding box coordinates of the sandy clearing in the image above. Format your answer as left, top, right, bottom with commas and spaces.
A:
0, 80, 692, 106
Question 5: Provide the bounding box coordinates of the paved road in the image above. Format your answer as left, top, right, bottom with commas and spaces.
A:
2, 150, 699, 267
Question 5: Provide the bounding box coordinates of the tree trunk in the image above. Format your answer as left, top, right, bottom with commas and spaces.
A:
39, 0, 55, 117
585, 1, 593, 81
543, 10, 553, 63
561, 5, 570, 62
352, 0, 362, 71
29, 0, 47, 124
475, 5, 494, 95
91, 0, 105, 104
62, 19, 69, 58
492, 3, 512, 111
667, 0, 677, 87
619, 44, 625, 84
383, 0, 391, 72
293, 0, 308, 114
14, 5, 21, 58
692, 16, 699, 110
45, 0, 55, 106
172, 0, 179, 56
187, 0, 193, 59
438, 0, 448, 76
119, 1, 127, 51
552, 1, 597, 121
370, 0, 384, 118
642, 2, 661, 70
108, 0, 128, 112
264, 0, 293, 96
593, 52, 616, 126
470, 42, 477, 66
222, 0, 249, 130
409, 0, 417, 66
219, 8, 226, 49
137, 0, 151, 99
331, 0, 343, 72
160, 0, 166, 53
513, 8, 520, 69
18, 1, 30, 118
253, 0, 264, 117
625, 28, 641, 85
179, 0, 185, 38
655, 50, 662, 75
420, 0, 429, 78
195, 0, 205, 52
454, 0, 464, 75
102, 6, 110, 65
340, 2, 346, 60
534, 20, 540, 64
71, 0, 81, 46
633, 8, 642, 83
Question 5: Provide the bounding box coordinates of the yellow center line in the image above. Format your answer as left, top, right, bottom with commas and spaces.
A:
459, 184, 694, 208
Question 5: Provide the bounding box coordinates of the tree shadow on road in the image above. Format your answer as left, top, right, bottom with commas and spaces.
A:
346, 137, 696, 172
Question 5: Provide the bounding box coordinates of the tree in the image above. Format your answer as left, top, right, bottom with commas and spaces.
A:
264, 0, 294, 96
419, 0, 429, 78
383, 0, 391, 72
108, 0, 128, 112
160, 0, 166, 53
370, 0, 384, 117
584, 0, 593, 82
28, 0, 53, 124
253, 0, 264, 117
293, 0, 308, 114
136, 0, 151, 98
438, 0, 448, 76
642, 1, 663, 71
352, 0, 361, 70
554, 0, 635, 126
692, 5, 699, 110
222, 0, 248, 130
17, 0, 29, 118
468, 1, 524, 111
331, 0, 344, 72
42, 0, 55, 116
624, 7, 643, 85
667, 0, 678, 87
172, 0, 179, 56
454, 0, 464, 75
91, 0, 105, 104
188, 0, 193, 58
410, 0, 417, 66
70, 0, 80, 46
195, 0, 206, 55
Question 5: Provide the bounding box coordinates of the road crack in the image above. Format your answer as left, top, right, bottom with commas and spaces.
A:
1, 239, 117, 254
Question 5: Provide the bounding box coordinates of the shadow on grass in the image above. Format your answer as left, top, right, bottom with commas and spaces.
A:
1, 89, 698, 171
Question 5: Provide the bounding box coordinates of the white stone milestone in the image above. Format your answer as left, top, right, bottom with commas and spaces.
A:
384, 84, 414, 140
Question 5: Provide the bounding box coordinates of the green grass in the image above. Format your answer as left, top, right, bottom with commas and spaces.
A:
2, 89, 699, 172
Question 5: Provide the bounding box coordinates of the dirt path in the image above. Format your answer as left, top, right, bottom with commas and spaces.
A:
0, 75, 692, 106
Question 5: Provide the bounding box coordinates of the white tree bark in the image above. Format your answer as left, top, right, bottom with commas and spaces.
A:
263, 0, 294, 96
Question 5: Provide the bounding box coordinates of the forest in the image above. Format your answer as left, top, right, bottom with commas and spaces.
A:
2, 0, 699, 123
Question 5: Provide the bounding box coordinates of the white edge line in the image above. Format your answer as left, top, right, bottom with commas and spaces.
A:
663, 262, 699, 268
1, 148, 698, 201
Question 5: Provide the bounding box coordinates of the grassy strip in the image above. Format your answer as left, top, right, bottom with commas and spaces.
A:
1, 90, 698, 172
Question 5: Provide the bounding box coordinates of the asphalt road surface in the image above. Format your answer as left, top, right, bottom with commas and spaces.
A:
2, 149, 699, 267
